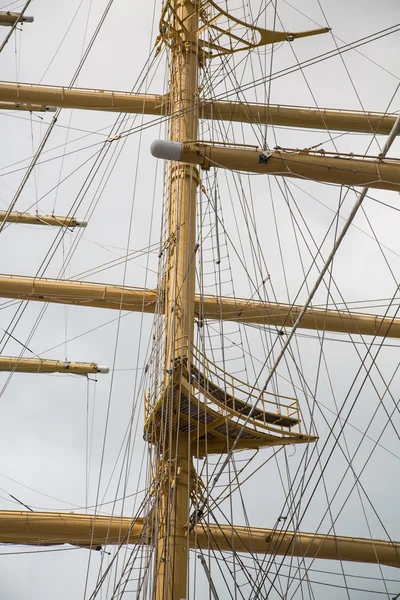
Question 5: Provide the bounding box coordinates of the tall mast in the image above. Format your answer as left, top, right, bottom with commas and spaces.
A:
164, 0, 199, 366
154, 1, 199, 598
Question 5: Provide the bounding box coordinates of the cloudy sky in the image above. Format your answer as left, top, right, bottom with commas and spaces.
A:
0, 0, 400, 598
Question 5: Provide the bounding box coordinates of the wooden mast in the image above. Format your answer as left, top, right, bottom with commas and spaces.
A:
154, 1, 199, 598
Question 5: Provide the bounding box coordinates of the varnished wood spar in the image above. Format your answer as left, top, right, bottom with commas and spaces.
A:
0, 357, 108, 374
0, 82, 168, 113
0, 81, 398, 135
0, 511, 144, 546
0, 275, 400, 338
1, 511, 399, 568
152, 141, 400, 192
0, 12, 33, 25
0, 210, 86, 227
0, 101, 56, 112
201, 101, 399, 135
196, 524, 400, 567
0, 275, 159, 313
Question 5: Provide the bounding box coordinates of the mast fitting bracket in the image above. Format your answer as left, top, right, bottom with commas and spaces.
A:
259, 150, 273, 164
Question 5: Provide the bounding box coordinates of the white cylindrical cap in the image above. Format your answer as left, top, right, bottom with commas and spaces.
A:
22, 16, 34, 22
97, 365, 110, 374
151, 140, 183, 161
75, 220, 88, 228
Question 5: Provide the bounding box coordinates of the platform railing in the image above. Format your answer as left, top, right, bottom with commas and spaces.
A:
190, 346, 300, 430
144, 345, 302, 437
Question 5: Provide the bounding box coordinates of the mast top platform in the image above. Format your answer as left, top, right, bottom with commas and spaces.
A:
157, 0, 329, 58
144, 346, 316, 457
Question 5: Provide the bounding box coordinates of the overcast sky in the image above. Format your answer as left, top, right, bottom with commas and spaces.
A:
0, 0, 400, 598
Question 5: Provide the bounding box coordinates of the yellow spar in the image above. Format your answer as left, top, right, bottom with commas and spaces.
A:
0, 357, 109, 374
1, 510, 399, 568
0, 81, 398, 135
0, 274, 400, 338
0, 12, 33, 25
0, 101, 56, 112
0, 211, 87, 227
151, 140, 400, 192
